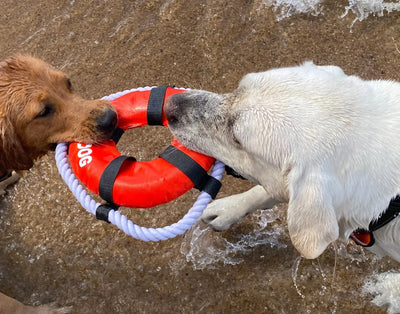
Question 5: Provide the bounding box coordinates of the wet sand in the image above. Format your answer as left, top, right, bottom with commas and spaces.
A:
0, 0, 399, 313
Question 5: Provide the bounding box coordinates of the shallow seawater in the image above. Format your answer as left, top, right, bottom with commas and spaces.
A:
180, 207, 287, 270
1, 0, 400, 313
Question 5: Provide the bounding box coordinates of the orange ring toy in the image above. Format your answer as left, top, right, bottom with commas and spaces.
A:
68, 86, 219, 208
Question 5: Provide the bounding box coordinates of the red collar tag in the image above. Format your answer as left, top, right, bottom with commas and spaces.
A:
350, 229, 375, 247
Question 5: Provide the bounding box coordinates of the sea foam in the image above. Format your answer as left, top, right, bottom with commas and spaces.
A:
180, 209, 286, 270
263, 0, 400, 23
363, 271, 400, 314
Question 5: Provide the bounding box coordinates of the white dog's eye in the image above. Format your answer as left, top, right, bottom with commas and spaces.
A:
228, 115, 241, 146
232, 133, 241, 146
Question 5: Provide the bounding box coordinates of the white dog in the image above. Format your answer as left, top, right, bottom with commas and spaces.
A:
164, 62, 400, 262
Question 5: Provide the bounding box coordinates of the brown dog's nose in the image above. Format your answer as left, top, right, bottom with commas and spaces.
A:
96, 108, 117, 134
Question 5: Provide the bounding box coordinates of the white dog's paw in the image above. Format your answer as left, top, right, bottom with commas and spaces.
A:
201, 186, 277, 231
201, 196, 250, 231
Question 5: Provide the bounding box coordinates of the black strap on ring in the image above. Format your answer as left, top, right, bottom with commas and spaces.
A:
160, 145, 221, 199
98, 155, 136, 206
111, 127, 124, 144
96, 203, 119, 223
147, 85, 174, 125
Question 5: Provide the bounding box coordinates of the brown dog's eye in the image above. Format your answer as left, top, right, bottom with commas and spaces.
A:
36, 104, 55, 119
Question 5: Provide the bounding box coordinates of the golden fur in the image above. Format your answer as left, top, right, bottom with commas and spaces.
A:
0, 55, 116, 172
0, 55, 117, 313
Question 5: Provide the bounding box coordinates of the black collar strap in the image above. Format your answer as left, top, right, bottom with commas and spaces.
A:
369, 195, 400, 231
225, 165, 247, 180
351, 195, 400, 247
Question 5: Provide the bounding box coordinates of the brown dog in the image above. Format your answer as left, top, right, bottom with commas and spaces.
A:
0, 55, 117, 313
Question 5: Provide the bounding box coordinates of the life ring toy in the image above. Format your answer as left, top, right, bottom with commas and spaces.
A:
68, 86, 221, 209
56, 143, 225, 241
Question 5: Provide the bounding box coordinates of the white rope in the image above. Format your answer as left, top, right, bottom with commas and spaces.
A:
55, 87, 225, 241
55, 143, 224, 241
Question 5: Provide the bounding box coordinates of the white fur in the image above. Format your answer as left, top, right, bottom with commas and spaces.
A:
166, 62, 400, 261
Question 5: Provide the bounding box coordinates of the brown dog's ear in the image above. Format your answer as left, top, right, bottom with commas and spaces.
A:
0, 56, 35, 170
0, 116, 33, 170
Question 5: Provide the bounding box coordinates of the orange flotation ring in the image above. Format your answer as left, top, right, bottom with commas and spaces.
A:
68, 86, 220, 208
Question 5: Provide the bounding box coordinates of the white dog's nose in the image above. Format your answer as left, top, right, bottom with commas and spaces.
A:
165, 93, 186, 124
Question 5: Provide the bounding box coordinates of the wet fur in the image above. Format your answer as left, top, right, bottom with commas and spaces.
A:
165, 62, 400, 262
0, 55, 116, 172
0, 55, 117, 313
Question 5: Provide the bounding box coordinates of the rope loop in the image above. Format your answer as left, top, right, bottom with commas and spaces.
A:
55, 142, 225, 241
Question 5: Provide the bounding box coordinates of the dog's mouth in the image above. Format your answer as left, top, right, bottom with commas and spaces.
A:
49, 143, 58, 151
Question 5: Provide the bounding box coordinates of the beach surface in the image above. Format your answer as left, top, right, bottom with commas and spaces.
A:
0, 1, 400, 312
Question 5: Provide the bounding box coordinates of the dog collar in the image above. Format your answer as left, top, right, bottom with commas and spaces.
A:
225, 165, 247, 180
351, 195, 400, 247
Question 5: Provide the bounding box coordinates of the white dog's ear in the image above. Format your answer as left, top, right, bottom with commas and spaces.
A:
287, 166, 339, 259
